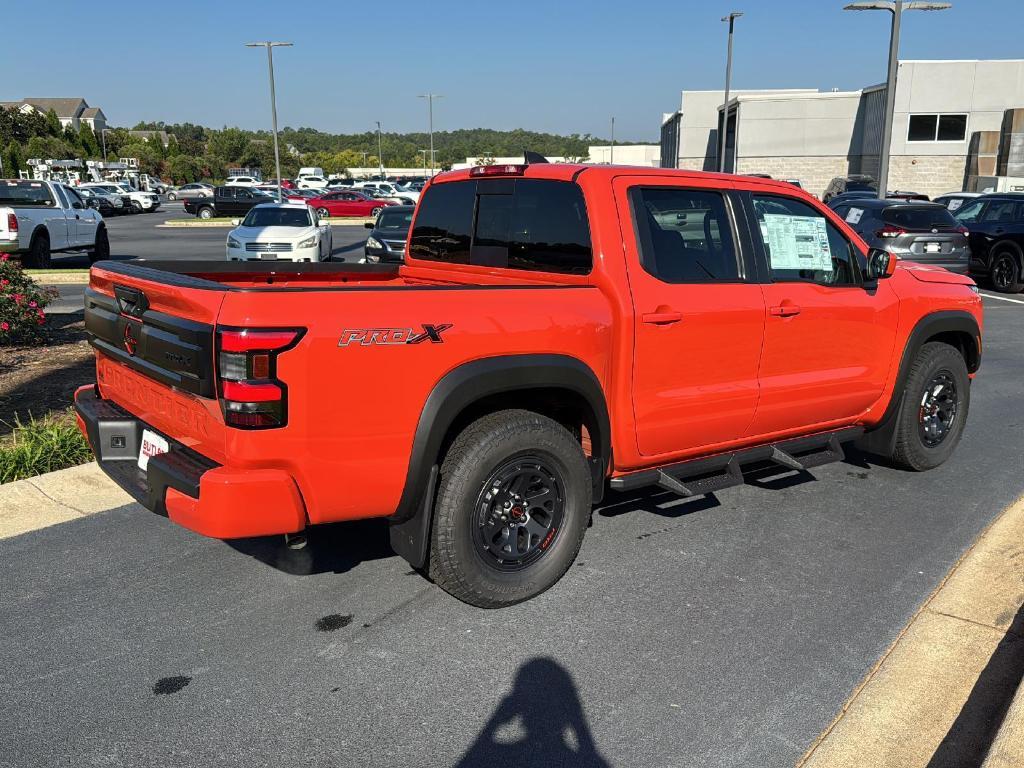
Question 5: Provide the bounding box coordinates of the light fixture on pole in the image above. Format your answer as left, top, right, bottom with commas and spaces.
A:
843, 1, 950, 198
418, 93, 443, 176
245, 41, 292, 202
719, 11, 743, 174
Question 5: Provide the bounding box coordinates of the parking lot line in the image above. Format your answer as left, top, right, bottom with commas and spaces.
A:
980, 293, 1024, 305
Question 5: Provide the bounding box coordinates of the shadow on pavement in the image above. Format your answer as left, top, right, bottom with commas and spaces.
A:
224, 517, 396, 576
454, 657, 611, 768
926, 603, 1024, 768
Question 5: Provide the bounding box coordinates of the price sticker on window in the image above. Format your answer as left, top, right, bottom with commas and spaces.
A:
762, 214, 833, 271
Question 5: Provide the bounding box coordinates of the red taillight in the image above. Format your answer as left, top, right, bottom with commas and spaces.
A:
7, 213, 16, 233
957, 225, 970, 236
876, 227, 906, 238
469, 164, 526, 177
216, 327, 303, 429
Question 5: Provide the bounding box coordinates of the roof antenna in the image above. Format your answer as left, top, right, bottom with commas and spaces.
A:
524, 151, 549, 165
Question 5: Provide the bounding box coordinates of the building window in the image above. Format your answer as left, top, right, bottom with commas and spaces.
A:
907, 114, 968, 143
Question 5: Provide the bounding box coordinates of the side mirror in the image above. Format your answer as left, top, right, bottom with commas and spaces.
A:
364, 221, 374, 229
71, 200, 84, 210
866, 248, 897, 280
230, 218, 241, 226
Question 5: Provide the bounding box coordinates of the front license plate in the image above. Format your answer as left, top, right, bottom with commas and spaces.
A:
925, 242, 941, 253
138, 429, 169, 471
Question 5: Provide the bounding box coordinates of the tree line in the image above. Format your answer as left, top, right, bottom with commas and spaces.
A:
1, 108, 624, 184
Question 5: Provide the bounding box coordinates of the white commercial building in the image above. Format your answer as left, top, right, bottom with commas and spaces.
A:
454, 144, 660, 170
659, 59, 1024, 198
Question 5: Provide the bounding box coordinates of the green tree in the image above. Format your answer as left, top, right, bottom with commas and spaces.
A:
43, 109, 62, 137
207, 127, 250, 162
77, 124, 99, 157
167, 154, 203, 184
26, 135, 76, 160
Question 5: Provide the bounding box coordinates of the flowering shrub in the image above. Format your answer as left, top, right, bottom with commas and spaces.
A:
0, 253, 58, 345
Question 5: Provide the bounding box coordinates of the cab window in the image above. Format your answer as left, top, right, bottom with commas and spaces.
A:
629, 187, 739, 283
751, 194, 857, 286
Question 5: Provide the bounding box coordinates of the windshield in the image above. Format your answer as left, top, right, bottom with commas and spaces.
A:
881, 206, 958, 230
241, 207, 311, 227
376, 209, 414, 232
0, 181, 55, 206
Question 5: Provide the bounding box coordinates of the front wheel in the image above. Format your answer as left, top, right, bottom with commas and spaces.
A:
428, 410, 592, 608
317, 207, 331, 220
88, 227, 109, 264
889, 342, 970, 471
197, 207, 214, 220
370, 206, 383, 217
990, 247, 1024, 293
167, 192, 177, 201
130, 201, 143, 213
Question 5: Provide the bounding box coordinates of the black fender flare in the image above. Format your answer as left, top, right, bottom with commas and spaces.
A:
388, 354, 611, 568
859, 309, 981, 455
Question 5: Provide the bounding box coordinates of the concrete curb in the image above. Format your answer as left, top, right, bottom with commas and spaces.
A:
157, 217, 374, 228
798, 494, 1024, 768
0, 462, 132, 540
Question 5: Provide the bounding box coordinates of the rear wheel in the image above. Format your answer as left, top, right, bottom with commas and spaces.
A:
88, 226, 109, 264
167, 192, 177, 201
24, 230, 51, 269
197, 206, 214, 220
990, 246, 1023, 293
889, 342, 970, 471
371, 206, 383, 217
428, 410, 592, 608
317, 207, 331, 220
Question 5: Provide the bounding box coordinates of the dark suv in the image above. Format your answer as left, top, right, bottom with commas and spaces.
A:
952, 194, 1024, 292
823, 175, 876, 203
830, 198, 969, 274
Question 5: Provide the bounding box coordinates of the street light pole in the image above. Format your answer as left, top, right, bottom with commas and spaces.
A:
246, 41, 292, 202
418, 94, 442, 176
418, 149, 429, 177
376, 121, 384, 179
101, 128, 109, 163
719, 12, 743, 174
610, 117, 615, 164
844, 1, 950, 198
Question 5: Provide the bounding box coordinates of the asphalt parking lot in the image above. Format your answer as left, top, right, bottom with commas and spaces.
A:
1, 293, 1021, 767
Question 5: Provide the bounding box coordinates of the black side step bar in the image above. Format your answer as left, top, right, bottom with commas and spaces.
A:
609, 427, 861, 496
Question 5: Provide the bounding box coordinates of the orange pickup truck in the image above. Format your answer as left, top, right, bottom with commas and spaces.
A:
75, 163, 983, 607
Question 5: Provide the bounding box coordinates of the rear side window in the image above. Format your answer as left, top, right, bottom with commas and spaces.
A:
981, 200, 1023, 223
881, 206, 958, 230
629, 187, 739, 283
410, 179, 591, 274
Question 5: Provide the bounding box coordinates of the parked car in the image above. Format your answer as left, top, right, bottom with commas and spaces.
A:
226, 202, 332, 262
75, 164, 981, 608
308, 189, 395, 218
296, 175, 330, 190
355, 180, 420, 204
297, 166, 325, 178
828, 198, 969, 274
167, 183, 214, 201
0, 179, 109, 267
953, 193, 1024, 292
822, 174, 876, 203
326, 178, 355, 188
75, 187, 122, 216
183, 186, 275, 219
827, 190, 930, 209
102, 183, 161, 213
284, 189, 321, 202
933, 192, 983, 213
264, 178, 296, 190
224, 176, 261, 187
363, 205, 414, 263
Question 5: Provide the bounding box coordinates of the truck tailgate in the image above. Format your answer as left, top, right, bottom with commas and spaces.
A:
85, 264, 229, 462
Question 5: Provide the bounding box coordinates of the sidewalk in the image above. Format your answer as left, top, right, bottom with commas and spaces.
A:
799, 495, 1024, 768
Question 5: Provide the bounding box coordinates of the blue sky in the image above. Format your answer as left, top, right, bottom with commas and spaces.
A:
4, 0, 1022, 140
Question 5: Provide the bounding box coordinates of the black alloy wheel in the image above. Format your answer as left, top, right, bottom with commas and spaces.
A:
918, 370, 958, 447
991, 251, 1023, 293
473, 455, 565, 572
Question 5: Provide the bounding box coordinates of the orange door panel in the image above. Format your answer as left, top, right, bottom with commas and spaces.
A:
613, 176, 766, 457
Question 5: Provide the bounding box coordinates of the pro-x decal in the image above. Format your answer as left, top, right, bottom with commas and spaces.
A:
338, 324, 453, 347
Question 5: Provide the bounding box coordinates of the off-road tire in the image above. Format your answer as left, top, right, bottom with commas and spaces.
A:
428, 409, 592, 608
24, 230, 51, 269
88, 226, 109, 264
890, 342, 970, 471
990, 245, 1024, 293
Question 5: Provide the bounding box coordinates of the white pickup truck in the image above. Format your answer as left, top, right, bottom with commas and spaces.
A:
0, 179, 109, 268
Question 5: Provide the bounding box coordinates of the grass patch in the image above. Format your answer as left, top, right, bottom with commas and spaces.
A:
0, 410, 93, 484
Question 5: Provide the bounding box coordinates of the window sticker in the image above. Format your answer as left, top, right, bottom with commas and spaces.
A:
763, 214, 833, 271
845, 207, 864, 225
947, 198, 964, 211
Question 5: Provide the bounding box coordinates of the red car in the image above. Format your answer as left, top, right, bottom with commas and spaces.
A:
265, 178, 296, 189
308, 189, 396, 218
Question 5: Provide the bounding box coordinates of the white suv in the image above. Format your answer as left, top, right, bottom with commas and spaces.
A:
81, 183, 160, 213
225, 176, 261, 187
296, 175, 330, 190
355, 181, 419, 204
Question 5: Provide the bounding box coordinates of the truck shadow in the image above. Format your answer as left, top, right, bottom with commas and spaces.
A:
225, 518, 395, 576
453, 656, 611, 768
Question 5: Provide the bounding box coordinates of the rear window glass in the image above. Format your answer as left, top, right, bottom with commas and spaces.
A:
410, 179, 592, 274
881, 206, 958, 229
0, 181, 55, 206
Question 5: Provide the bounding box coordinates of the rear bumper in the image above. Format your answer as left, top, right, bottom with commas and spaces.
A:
74, 385, 307, 539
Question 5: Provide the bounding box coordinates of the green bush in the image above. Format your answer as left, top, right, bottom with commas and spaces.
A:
0, 411, 93, 484
0, 254, 58, 345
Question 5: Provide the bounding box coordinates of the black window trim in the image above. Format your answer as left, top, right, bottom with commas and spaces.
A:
626, 184, 753, 285
741, 190, 866, 289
